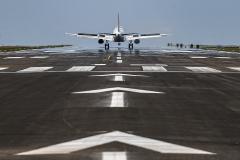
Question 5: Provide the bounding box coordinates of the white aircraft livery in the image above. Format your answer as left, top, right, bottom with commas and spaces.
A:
66, 13, 168, 50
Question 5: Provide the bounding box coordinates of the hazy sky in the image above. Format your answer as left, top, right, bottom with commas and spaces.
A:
0, 0, 239, 47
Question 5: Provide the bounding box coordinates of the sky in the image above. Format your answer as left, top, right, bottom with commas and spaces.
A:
0, 0, 240, 47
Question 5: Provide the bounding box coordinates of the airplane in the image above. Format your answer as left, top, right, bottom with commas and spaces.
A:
66, 13, 168, 50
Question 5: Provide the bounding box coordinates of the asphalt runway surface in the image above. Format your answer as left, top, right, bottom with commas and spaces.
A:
0, 48, 240, 160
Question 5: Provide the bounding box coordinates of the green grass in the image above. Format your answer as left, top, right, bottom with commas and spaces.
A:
200, 45, 240, 53
0, 45, 72, 52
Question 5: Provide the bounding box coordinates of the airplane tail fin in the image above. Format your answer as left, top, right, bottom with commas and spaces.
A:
118, 13, 120, 32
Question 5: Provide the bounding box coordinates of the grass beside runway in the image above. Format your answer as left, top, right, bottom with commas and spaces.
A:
0, 45, 72, 52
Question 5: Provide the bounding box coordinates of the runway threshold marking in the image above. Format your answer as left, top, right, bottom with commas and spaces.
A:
102, 152, 126, 160
228, 67, 240, 71
72, 87, 163, 94
110, 92, 124, 107
185, 67, 221, 73
67, 66, 96, 72
142, 66, 167, 72
17, 67, 53, 72
16, 131, 214, 155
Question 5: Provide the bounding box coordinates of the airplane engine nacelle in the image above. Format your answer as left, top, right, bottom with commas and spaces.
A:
134, 39, 140, 44
98, 39, 104, 44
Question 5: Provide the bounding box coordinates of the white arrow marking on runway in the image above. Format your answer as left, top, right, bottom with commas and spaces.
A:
16, 131, 215, 155
228, 67, 240, 71
18, 67, 53, 72
186, 67, 221, 73
67, 66, 96, 72
4, 57, 24, 59
30, 56, 49, 59
90, 73, 148, 77
72, 87, 163, 94
0, 67, 8, 71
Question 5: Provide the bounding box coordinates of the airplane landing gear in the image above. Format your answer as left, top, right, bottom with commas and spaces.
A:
128, 43, 133, 50
105, 43, 110, 50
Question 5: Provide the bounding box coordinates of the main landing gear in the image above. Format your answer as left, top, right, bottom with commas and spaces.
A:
105, 43, 110, 50
128, 43, 134, 50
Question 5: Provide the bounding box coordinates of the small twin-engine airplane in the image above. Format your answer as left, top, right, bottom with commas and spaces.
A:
66, 13, 167, 50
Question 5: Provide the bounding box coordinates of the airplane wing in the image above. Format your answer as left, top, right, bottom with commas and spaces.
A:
126, 33, 168, 41
66, 33, 114, 41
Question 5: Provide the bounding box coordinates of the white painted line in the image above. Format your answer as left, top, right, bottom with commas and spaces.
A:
114, 75, 124, 82
190, 56, 208, 59
67, 66, 95, 72
90, 73, 148, 77
110, 92, 124, 107
4, 57, 24, 59
30, 56, 49, 59
18, 67, 53, 72
214, 57, 231, 59
142, 66, 167, 72
102, 152, 126, 160
131, 64, 168, 66
0, 67, 8, 71
117, 60, 122, 64
228, 67, 240, 71
117, 52, 121, 57
72, 87, 163, 94
186, 67, 221, 73
117, 57, 122, 60
93, 64, 106, 66
16, 131, 214, 155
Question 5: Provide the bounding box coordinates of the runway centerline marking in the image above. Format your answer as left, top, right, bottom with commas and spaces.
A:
18, 67, 53, 72
186, 67, 221, 73
117, 52, 121, 57
142, 66, 167, 72
103, 152, 126, 160
228, 67, 240, 71
117, 60, 123, 64
90, 73, 148, 77
16, 131, 214, 155
110, 92, 124, 107
114, 75, 124, 82
72, 87, 163, 94
67, 66, 95, 72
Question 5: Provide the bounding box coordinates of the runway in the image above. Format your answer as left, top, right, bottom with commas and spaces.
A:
0, 48, 239, 160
